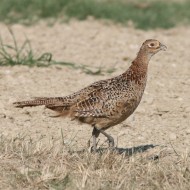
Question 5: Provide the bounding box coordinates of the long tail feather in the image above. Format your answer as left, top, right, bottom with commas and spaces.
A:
13, 97, 64, 108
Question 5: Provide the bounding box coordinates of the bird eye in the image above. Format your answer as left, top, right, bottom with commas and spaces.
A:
150, 43, 155, 47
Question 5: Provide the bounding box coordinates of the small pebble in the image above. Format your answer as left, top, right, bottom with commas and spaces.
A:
0, 113, 6, 118
186, 129, 190, 135
169, 133, 177, 140
185, 106, 190, 113
118, 131, 126, 137
137, 136, 145, 141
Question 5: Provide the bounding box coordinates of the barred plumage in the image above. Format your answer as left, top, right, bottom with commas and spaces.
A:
14, 39, 166, 151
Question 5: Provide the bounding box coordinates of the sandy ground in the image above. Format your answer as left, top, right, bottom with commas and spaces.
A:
0, 20, 189, 153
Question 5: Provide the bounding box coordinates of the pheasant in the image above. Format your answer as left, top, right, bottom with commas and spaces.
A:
14, 39, 166, 151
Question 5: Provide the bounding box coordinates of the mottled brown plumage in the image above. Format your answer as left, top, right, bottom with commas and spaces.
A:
14, 39, 166, 151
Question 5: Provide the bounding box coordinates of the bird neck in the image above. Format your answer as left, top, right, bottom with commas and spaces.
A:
123, 48, 150, 84
130, 48, 151, 74
133, 48, 152, 67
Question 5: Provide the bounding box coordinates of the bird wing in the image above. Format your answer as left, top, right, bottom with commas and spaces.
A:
44, 75, 128, 118
71, 77, 127, 118
73, 91, 108, 117
44, 79, 108, 112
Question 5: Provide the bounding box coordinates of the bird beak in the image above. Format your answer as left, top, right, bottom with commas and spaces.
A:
160, 43, 167, 51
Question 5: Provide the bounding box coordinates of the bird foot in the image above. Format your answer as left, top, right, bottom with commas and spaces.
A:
90, 146, 98, 153
108, 136, 115, 148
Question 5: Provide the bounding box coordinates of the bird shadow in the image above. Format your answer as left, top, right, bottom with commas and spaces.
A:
114, 144, 158, 155
75, 144, 159, 157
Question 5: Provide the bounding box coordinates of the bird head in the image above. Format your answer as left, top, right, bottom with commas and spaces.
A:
141, 39, 167, 56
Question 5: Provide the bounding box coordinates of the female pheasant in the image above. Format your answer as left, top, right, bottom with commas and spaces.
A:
14, 39, 166, 151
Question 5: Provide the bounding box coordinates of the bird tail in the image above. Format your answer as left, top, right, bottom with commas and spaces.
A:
13, 97, 64, 108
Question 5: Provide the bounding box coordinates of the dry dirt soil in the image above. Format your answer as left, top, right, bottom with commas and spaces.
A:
0, 20, 189, 154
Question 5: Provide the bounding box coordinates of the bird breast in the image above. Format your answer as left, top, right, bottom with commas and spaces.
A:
122, 77, 147, 117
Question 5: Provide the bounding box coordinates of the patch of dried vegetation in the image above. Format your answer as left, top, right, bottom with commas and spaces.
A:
0, 134, 189, 190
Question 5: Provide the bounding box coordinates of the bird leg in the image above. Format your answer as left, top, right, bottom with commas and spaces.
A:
92, 126, 115, 148
91, 126, 100, 152
91, 126, 115, 152
99, 129, 115, 148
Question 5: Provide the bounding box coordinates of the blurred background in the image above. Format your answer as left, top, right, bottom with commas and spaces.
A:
0, 0, 190, 29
